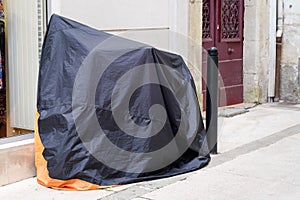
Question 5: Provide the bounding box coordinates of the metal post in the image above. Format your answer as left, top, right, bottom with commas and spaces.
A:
206, 47, 218, 154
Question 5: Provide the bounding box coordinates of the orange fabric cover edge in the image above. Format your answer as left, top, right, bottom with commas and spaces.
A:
34, 112, 111, 190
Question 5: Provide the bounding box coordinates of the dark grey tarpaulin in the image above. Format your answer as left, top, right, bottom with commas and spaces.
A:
37, 14, 210, 188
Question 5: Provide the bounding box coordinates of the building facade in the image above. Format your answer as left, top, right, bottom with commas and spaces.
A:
1, 0, 300, 187
280, 0, 300, 102
2, 0, 300, 135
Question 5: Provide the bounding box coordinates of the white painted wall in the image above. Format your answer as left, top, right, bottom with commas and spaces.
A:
169, 0, 189, 35
61, 0, 169, 30
47, 0, 189, 51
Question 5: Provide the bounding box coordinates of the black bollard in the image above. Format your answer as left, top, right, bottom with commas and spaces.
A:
206, 47, 218, 154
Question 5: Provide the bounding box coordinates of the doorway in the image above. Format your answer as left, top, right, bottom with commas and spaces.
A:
202, 0, 244, 107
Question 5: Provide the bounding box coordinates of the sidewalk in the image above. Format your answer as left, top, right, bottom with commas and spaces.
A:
1, 103, 300, 200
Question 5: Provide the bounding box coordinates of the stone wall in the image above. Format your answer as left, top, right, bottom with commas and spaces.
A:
189, 0, 203, 106
280, 0, 300, 102
243, 0, 270, 103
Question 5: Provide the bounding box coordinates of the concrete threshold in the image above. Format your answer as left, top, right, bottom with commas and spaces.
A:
202, 103, 257, 119
0, 133, 35, 186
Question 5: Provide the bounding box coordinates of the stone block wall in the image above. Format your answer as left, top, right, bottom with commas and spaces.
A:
281, 0, 300, 102
243, 0, 270, 103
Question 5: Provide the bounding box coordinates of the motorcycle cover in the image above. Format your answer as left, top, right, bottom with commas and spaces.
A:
35, 14, 210, 190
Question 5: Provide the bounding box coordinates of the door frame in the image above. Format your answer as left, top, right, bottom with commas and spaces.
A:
202, 0, 244, 108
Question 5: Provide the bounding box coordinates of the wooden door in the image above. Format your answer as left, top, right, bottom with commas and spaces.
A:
202, 0, 244, 107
